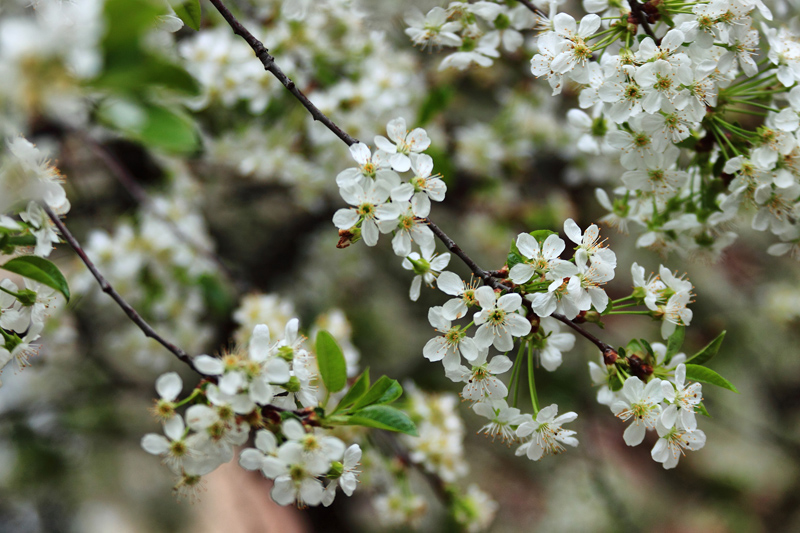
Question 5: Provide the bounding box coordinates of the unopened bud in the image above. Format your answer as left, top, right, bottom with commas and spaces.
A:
603, 348, 618, 365
337, 228, 359, 248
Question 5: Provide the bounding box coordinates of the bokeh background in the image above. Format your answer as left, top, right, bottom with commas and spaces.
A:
1, 0, 800, 531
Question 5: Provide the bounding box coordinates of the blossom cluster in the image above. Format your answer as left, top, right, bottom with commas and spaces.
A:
330, 114, 709, 479
142, 319, 364, 505
409, 0, 800, 261
72, 165, 218, 368
532, 1, 799, 260
0, 137, 70, 386
604, 362, 706, 469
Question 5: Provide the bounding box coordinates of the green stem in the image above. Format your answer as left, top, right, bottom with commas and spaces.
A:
727, 99, 779, 112
527, 342, 539, 415
174, 388, 202, 407
611, 295, 634, 304
726, 107, 769, 117
0, 285, 21, 299
509, 342, 526, 409
605, 310, 653, 315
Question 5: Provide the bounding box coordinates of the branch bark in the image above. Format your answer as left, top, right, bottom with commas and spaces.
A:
43, 204, 195, 368
205, 0, 617, 359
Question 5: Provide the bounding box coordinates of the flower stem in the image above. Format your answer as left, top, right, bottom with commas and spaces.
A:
527, 342, 539, 415
509, 342, 526, 408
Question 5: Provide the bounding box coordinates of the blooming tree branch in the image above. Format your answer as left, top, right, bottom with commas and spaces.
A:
42, 204, 195, 368
206, 0, 617, 362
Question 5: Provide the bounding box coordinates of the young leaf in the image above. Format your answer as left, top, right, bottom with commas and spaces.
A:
332, 369, 370, 414
506, 238, 525, 269
529, 229, 557, 245
696, 402, 711, 418
346, 405, 418, 436
685, 330, 726, 366
664, 326, 685, 365
684, 364, 738, 393
174, 0, 202, 31
352, 376, 401, 410
1, 256, 70, 302
374, 380, 403, 405
316, 330, 347, 393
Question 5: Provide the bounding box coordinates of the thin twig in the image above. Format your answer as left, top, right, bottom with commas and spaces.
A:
43, 204, 195, 368
517, 0, 548, 19
46, 205, 315, 420
552, 313, 615, 354
207, 0, 359, 147
627, 0, 657, 41
82, 135, 250, 294
205, 0, 617, 359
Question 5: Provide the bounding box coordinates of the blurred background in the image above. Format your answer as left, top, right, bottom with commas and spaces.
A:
1, 0, 800, 531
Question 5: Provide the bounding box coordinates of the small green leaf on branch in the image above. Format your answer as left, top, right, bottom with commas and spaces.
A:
684, 364, 738, 393
1, 256, 70, 302
316, 330, 347, 393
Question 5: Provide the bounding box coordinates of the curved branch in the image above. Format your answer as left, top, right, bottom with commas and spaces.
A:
517, 0, 548, 19
627, 0, 657, 41
207, 0, 359, 147
43, 204, 195, 368
205, 1, 618, 356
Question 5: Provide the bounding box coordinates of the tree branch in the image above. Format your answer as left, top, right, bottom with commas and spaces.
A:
205, 0, 618, 359
45, 205, 316, 420
207, 0, 359, 147
627, 0, 657, 41
517, 0, 548, 19
43, 204, 195, 368
551, 313, 615, 355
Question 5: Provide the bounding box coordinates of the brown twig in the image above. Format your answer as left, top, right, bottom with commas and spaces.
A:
207, 0, 359, 147
45, 205, 317, 420
43, 204, 195, 368
204, 0, 617, 359
627, 0, 657, 42
517, 0, 548, 19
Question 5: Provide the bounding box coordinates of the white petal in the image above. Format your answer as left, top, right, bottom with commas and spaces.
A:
155, 372, 182, 401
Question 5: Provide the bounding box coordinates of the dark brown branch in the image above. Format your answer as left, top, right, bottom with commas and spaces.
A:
552, 313, 615, 355
517, 0, 547, 19
627, 0, 657, 41
82, 134, 251, 294
43, 204, 195, 368
207, 0, 359, 147
205, 0, 617, 358
46, 205, 318, 420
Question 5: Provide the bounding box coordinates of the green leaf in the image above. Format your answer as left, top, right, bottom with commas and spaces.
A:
174, 0, 201, 31
332, 369, 370, 414
1, 256, 70, 302
346, 405, 418, 436
138, 105, 198, 153
98, 101, 199, 153
529, 229, 557, 245
375, 380, 403, 405
7, 235, 37, 246
352, 376, 401, 410
685, 330, 726, 366
316, 330, 347, 393
697, 402, 711, 418
684, 364, 738, 393
638, 338, 654, 359
506, 238, 526, 269
664, 326, 685, 366
625, 339, 643, 355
